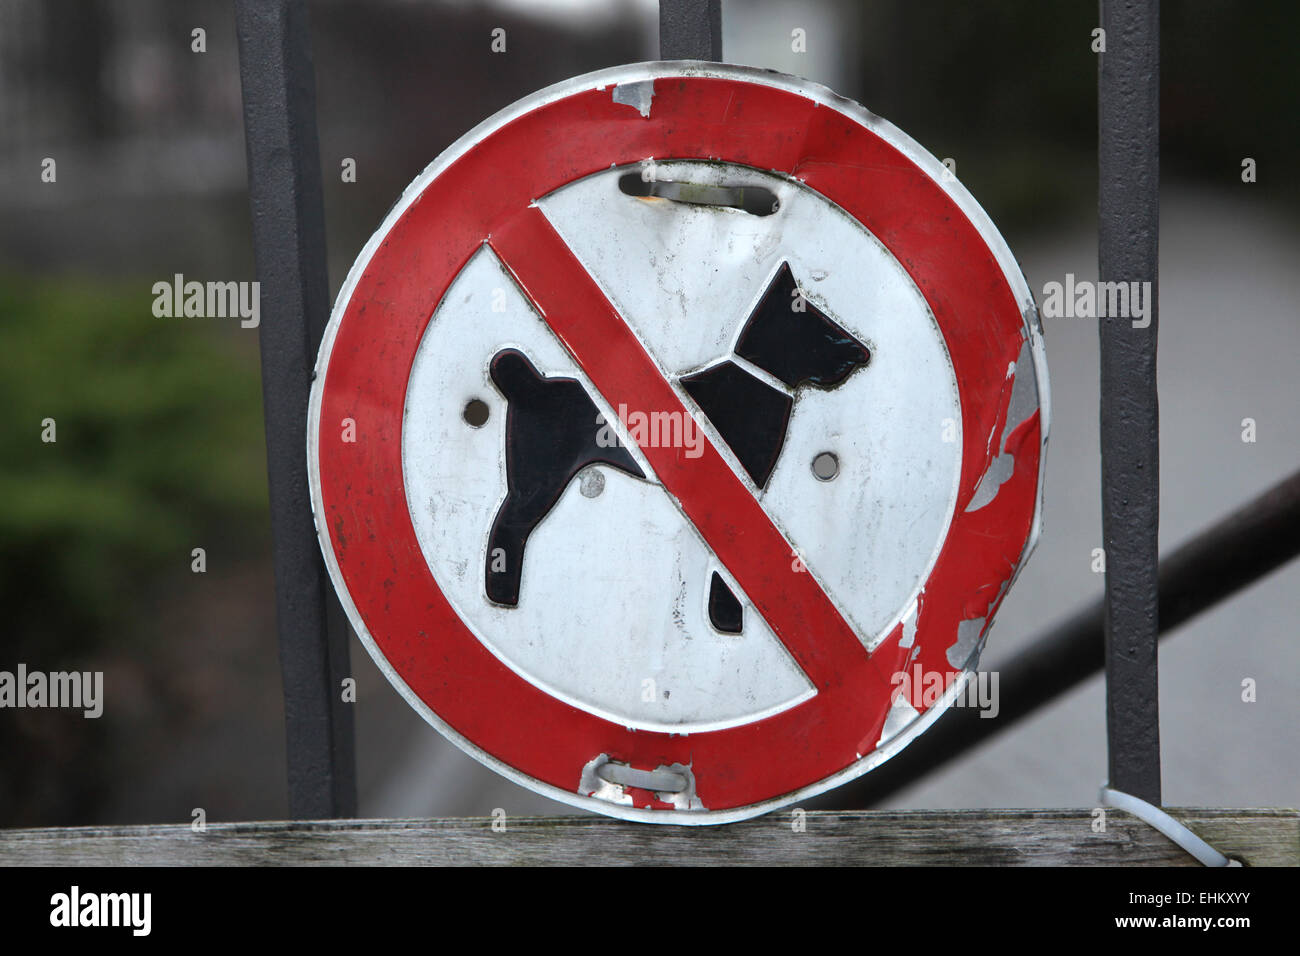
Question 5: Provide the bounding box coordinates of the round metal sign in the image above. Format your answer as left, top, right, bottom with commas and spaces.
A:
309, 62, 1048, 823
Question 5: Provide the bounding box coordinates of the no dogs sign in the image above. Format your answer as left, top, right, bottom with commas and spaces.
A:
308, 63, 1048, 823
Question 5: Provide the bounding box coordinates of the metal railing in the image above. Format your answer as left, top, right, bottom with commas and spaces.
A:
1097, 0, 1162, 806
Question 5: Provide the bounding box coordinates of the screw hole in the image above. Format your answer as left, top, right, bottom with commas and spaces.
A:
812, 452, 839, 481
578, 468, 605, 498
463, 399, 489, 428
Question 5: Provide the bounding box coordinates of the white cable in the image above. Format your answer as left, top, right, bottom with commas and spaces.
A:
1100, 787, 1242, 867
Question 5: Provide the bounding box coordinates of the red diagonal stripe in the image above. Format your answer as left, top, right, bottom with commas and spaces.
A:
490, 206, 875, 693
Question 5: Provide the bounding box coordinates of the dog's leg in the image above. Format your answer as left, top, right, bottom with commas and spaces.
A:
485, 495, 541, 607
708, 572, 744, 634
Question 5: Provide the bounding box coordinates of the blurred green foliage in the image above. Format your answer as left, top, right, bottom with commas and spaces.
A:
0, 275, 268, 660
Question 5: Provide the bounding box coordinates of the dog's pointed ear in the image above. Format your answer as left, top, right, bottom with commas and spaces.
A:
735, 261, 870, 389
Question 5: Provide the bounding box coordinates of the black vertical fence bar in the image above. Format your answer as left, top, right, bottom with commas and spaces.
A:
1098, 0, 1162, 804
235, 0, 357, 818
660, 0, 722, 60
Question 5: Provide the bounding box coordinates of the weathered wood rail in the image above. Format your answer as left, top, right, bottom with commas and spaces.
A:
3, 809, 1294, 866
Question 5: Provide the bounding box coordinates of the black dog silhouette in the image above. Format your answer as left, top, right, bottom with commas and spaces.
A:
485, 260, 870, 633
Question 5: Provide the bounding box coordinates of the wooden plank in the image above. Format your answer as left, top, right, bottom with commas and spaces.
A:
1, 809, 1294, 866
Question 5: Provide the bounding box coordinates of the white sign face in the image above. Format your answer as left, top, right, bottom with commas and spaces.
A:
403, 160, 962, 733
310, 62, 1047, 823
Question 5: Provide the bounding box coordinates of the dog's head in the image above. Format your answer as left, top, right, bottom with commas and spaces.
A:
735, 261, 870, 389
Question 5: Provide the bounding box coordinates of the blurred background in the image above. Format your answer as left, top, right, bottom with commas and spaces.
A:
1, 0, 1296, 827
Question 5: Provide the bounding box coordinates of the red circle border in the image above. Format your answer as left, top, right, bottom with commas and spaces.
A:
312, 68, 1044, 815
